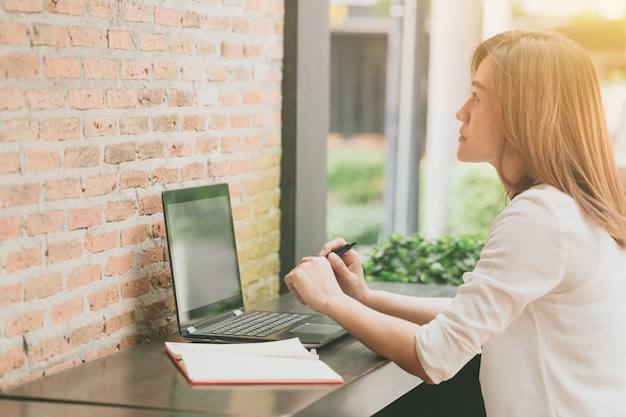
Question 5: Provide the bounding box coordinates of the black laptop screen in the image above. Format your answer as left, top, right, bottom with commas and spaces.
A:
162, 184, 243, 330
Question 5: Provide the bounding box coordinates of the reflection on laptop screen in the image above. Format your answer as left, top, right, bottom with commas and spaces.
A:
164, 186, 243, 328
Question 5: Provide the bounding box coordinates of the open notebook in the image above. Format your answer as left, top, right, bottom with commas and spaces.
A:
161, 183, 347, 348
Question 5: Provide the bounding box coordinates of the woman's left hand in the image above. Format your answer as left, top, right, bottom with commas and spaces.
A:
284, 256, 348, 314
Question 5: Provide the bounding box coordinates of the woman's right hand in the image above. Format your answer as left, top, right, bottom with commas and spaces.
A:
318, 238, 372, 304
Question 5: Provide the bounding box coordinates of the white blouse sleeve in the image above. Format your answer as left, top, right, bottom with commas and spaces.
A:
415, 190, 569, 383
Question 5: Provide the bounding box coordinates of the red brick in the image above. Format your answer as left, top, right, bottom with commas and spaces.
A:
120, 224, 149, 246
197, 40, 218, 56
207, 16, 229, 31
84, 59, 116, 80
86, 344, 117, 361
120, 117, 148, 135
45, 178, 81, 200
181, 63, 205, 81
138, 299, 166, 322
0, 22, 28, 44
0, 87, 23, 110
181, 9, 203, 28
152, 115, 177, 131
88, 285, 118, 311
25, 148, 61, 171
169, 140, 193, 157
65, 146, 100, 168
84, 173, 117, 197
85, 230, 117, 253
104, 252, 133, 276
231, 158, 249, 175
0, 152, 20, 173
138, 194, 161, 216
221, 42, 243, 59
84, 117, 117, 137
151, 166, 178, 184
243, 135, 261, 151
124, 2, 152, 22
104, 311, 134, 335
171, 36, 194, 55
69, 207, 102, 230
5, 0, 44, 12
28, 335, 67, 363
138, 141, 164, 159
1, 119, 38, 142
106, 200, 135, 222
2, 184, 39, 208
0, 216, 21, 240
182, 114, 205, 131
51, 296, 83, 325
0, 283, 22, 307
121, 275, 149, 298
152, 221, 166, 238
26, 211, 64, 235
44, 357, 82, 376
69, 89, 104, 110
209, 114, 228, 130
120, 170, 148, 189
208, 160, 228, 177
207, 65, 230, 81
141, 246, 164, 266
153, 62, 178, 80
107, 30, 135, 50
182, 163, 205, 181
69, 321, 102, 348
141, 33, 168, 51
107, 89, 137, 108
138, 88, 165, 106
26, 89, 65, 109
231, 112, 251, 128
150, 270, 171, 289
44, 57, 80, 78
88, 0, 115, 18
166, 89, 194, 107
154, 7, 179, 26
0, 345, 25, 375
43, 118, 80, 141
104, 142, 136, 164
47, 238, 83, 264
25, 271, 63, 300
122, 60, 149, 79
68, 264, 101, 290
5, 310, 44, 337
222, 136, 241, 153
48, 0, 84, 15
196, 137, 219, 154
32, 24, 67, 47
69, 26, 104, 47
0, 54, 39, 78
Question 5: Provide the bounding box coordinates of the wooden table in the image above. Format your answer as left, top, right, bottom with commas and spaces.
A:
0, 282, 456, 417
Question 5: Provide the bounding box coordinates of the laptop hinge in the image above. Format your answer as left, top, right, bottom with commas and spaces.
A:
233, 309, 243, 316
185, 325, 197, 335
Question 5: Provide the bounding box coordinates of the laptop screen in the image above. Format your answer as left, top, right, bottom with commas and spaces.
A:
162, 184, 243, 330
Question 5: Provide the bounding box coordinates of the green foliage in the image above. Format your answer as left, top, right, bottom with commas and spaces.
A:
362, 233, 486, 286
448, 162, 506, 235
326, 204, 383, 244
326, 146, 385, 244
327, 147, 384, 206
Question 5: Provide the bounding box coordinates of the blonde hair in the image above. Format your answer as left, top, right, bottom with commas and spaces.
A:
472, 29, 626, 248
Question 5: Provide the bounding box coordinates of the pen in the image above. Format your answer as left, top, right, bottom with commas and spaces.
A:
332, 241, 357, 256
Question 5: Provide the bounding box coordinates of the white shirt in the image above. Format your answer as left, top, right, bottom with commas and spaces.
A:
415, 184, 626, 416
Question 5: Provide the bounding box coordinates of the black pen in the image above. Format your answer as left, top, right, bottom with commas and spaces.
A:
332, 241, 357, 256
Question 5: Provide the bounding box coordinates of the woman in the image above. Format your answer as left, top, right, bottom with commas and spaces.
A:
284, 29, 626, 416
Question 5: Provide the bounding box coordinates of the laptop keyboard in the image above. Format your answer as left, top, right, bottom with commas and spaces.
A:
202, 311, 311, 337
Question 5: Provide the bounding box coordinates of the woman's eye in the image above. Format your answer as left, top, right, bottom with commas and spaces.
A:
471, 91, 478, 102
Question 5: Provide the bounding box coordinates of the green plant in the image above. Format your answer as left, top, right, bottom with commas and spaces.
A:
362, 233, 486, 285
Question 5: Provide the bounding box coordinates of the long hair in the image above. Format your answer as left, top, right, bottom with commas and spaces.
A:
471, 29, 626, 248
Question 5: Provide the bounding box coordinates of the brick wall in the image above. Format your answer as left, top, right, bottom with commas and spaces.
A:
0, 0, 285, 388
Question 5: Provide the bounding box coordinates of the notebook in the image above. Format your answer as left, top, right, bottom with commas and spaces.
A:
161, 183, 347, 348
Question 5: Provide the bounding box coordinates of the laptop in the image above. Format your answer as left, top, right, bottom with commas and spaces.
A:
162, 183, 347, 348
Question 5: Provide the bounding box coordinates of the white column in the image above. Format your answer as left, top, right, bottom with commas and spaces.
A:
482, 0, 512, 40
421, 0, 482, 237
